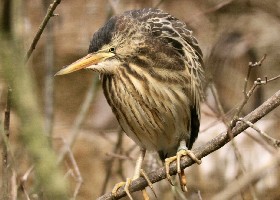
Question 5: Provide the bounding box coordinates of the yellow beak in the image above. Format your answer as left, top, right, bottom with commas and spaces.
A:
55, 52, 115, 76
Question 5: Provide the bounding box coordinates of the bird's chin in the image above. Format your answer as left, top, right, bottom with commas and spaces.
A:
86, 67, 110, 75
86, 59, 119, 74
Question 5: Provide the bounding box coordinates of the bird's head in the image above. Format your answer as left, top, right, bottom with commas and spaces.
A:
56, 8, 202, 79
55, 12, 150, 76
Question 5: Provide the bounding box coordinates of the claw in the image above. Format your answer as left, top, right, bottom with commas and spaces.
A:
111, 170, 157, 200
177, 151, 183, 174
112, 181, 126, 197
185, 150, 202, 165
164, 149, 201, 192
140, 169, 157, 198
178, 170, 188, 192
124, 178, 133, 200
142, 189, 150, 200
112, 179, 134, 200
165, 156, 176, 186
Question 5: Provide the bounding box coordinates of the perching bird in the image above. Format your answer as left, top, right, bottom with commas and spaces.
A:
56, 8, 204, 199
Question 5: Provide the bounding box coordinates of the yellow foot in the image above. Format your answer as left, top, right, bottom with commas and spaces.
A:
165, 149, 201, 192
112, 170, 157, 200
112, 178, 133, 200
142, 189, 150, 200
140, 169, 157, 198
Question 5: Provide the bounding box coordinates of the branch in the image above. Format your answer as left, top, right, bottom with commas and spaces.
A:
97, 89, 280, 200
238, 118, 280, 148
211, 150, 280, 200
4, 87, 11, 138
1, 87, 12, 199
57, 137, 83, 199
100, 129, 124, 195
42, 0, 55, 137
209, 82, 256, 197
232, 54, 267, 123
1, 33, 67, 199
25, 0, 61, 61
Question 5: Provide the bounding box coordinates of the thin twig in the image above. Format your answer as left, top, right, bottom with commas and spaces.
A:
211, 150, 280, 200
4, 87, 11, 137
210, 82, 258, 199
199, 103, 226, 134
66, 143, 83, 199
20, 166, 34, 183
18, 166, 34, 200
231, 55, 267, 126
125, 144, 138, 155
116, 135, 127, 182
253, 74, 280, 85
209, 82, 229, 124
105, 152, 134, 161
54, 137, 83, 199
198, 190, 203, 200
22, 187, 31, 200
10, 169, 17, 200
100, 128, 123, 195
266, 74, 280, 83
249, 54, 267, 68
57, 74, 99, 164
1, 87, 12, 200
97, 89, 280, 200
25, 0, 61, 61
43, 0, 55, 137
230, 140, 258, 200
243, 60, 253, 98
244, 131, 276, 154
238, 118, 280, 148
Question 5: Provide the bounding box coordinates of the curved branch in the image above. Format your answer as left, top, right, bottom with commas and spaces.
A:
97, 89, 280, 200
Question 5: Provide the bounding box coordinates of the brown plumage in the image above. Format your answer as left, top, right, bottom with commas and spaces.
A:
56, 8, 204, 197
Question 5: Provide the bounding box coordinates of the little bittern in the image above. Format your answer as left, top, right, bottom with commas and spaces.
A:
56, 8, 204, 199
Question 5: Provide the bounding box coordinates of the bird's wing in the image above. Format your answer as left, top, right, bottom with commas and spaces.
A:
145, 9, 205, 103
126, 8, 204, 104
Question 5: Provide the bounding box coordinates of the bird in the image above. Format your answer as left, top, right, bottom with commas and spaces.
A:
56, 8, 204, 199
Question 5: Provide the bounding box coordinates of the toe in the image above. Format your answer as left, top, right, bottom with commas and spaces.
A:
178, 170, 188, 192
165, 157, 176, 186
186, 150, 201, 164
142, 189, 150, 200
140, 169, 157, 198
112, 181, 126, 196
124, 178, 133, 200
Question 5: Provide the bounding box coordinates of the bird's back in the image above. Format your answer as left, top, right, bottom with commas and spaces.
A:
124, 8, 204, 103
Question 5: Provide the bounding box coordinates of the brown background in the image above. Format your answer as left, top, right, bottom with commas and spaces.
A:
1, 0, 280, 199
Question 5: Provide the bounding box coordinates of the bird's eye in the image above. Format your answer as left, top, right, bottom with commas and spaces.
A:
109, 47, 115, 53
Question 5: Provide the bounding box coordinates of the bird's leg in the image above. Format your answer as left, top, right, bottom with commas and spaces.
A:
165, 140, 201, 192
112, 148, 156, 200
133, 148, 146, 179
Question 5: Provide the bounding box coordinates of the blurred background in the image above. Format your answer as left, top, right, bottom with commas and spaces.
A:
1, 0, 280, 199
